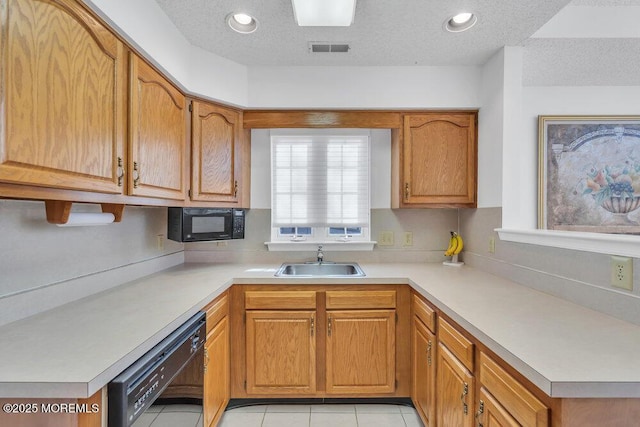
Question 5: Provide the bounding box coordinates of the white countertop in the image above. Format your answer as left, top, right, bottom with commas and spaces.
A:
1, 262, 640, 399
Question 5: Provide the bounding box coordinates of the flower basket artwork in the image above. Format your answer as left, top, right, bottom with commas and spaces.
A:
538, 116, 640, 234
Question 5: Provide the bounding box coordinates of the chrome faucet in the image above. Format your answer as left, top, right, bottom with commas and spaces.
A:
316, 245, 324, 264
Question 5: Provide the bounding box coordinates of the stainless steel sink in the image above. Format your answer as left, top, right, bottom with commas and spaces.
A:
275, 262, 365, 277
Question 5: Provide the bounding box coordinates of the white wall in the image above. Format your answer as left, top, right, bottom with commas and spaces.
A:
0, 201, 184, 326
477, 50, 505, 208
82, 0, 249, 106
247, 66, 481, 109
500, 48, 526, 228
504, 86, 640, 229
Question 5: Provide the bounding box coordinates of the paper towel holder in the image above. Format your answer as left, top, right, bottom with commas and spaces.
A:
45, 200, 124, 225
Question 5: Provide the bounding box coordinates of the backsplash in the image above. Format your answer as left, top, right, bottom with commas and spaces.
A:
184, 208, 459, 264
4, 199, 638, 327
460, 207, 640, 325
0, 200, 184, 326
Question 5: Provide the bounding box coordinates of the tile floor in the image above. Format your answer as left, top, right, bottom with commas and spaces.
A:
132, 404, 202, 427
133, 403, 424, 427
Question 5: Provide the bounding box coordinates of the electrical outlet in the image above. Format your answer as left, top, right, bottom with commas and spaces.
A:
488, 237, 496, 254
403, 232, 413, 246
611, 256, 633, 291
378, 231, 394, 246
157, 234, 165, 251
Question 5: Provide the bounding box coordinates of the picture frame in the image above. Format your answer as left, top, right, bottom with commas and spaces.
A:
538, 116, 640, 234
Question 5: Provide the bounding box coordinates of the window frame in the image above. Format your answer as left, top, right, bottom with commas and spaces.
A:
268, 129, 374, 249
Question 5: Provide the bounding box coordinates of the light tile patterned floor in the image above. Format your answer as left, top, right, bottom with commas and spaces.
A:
134, 403, 423, 427
220, 404, 424, 427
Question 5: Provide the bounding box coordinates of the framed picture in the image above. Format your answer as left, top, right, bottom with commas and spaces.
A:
538, 116, 640, 234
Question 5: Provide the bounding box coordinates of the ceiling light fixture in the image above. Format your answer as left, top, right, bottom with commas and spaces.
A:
291, 0, 356, 26
226, 12, 258, 34
444, 12, 477, 33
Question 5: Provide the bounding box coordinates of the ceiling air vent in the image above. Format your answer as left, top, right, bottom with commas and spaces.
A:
308, 42, 350, 53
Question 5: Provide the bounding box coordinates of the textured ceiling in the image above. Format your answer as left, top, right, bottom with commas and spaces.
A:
523, 38, 640, 86
154, 0, 640, 86
572, 0, 640, 5
153, 0, 572, 66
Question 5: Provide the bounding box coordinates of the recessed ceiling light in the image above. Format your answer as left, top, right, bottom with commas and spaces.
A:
444, 12, 477, 33
226, 12, 258, 34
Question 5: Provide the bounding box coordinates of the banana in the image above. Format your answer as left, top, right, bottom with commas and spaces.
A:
444, 231, 464, 257
453, 233, 464, 255
444, 231, 458, 257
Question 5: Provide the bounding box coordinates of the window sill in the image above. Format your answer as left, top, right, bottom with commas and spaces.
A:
496, 228, 640, 258
265, 241, 377, 252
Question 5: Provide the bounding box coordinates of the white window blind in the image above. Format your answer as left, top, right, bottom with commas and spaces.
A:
271, 134, 370, 228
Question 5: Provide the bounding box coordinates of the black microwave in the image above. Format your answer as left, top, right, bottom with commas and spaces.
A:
167, 208, 245, 242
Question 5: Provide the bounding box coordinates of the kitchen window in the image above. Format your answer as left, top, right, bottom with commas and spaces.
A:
267, 130, 374, 251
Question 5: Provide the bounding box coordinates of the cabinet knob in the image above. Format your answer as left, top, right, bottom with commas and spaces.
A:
234, 180, 238, 198
328, 317, 332, 337
405, 183, 410, 199
427, 340, 432, 366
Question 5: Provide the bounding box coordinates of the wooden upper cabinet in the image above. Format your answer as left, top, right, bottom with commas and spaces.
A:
129, 54, 186, 200
191, 100, 245, 204
399, 112, 477, 207
1, 0, 126, 193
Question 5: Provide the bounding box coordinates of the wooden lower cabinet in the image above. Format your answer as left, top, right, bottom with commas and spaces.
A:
412, 316, 436, 426
204, 316, 229, 427
203, 294, 230, 427
437, 343, 475, 427
245, 310, 316, 395
478, 352, 548, 427
477, 387, 520, 427
233, 286, 408, 398
326, 309, 396, 394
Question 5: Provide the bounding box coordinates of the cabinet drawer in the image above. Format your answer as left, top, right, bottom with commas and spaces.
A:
438, 318, 474, 371
245, 291, 316, 310
204, 293, 228, 335
413, 294, 436, 333
326, 290, 396, 309
479, 353, 548, 427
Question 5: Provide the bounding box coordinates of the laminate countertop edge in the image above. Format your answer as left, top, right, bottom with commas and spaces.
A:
1, 262, 639, 399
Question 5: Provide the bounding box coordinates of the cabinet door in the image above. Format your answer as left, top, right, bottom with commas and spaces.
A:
203, 316, 229, 427
477, 387, 520, 427
191, 101, 243, 204
437, 343, 475, 427
412, 317, 436, 426
246, 310, 316, 394
403, 113, 476, 206
479, 352, 548, 427
1, 0, 126, 193
129, 54, 186, 200
326, 310, 395, 394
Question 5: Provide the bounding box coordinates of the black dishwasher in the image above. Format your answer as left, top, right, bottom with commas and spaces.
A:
108, 311, 206, 427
